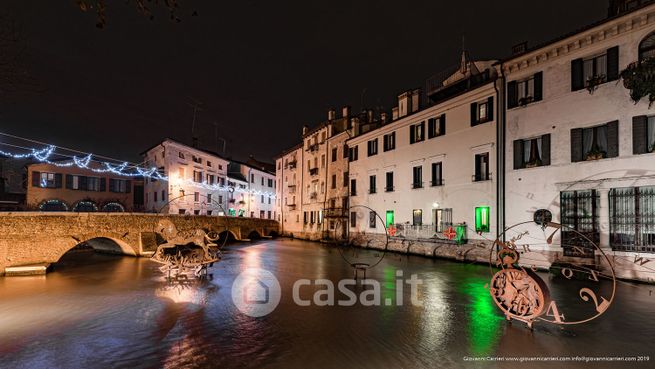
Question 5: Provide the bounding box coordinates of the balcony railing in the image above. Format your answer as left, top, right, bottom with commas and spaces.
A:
472, 173, 492, 182
325, 207, 348, 218
390, 223, 455, 241
309, 167, 319, 176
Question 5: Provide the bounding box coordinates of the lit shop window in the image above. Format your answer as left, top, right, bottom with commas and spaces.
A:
475, 206, 490, 233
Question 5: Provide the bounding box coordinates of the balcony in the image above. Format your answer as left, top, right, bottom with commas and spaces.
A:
309, 167, 319, 176
286, 203, 297, 209
285, 160, 297, 170
307, 143, 319, 152
472, 173, 492, 182
325, 207, 348, 218
431, 179, 444, 187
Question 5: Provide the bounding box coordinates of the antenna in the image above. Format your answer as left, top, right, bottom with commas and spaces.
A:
185, 96, 203, 148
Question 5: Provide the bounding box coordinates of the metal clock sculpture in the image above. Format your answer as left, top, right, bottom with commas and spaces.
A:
489, 218, 617, 328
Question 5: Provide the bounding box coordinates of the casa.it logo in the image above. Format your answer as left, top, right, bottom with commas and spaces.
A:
231, 268, 281, 317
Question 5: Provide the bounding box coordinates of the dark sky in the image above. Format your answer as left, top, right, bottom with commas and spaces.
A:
1, 0, 607, 164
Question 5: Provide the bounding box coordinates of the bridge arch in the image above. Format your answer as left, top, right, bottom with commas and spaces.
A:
55, 234, 137, 263
218, 230, 239, 242
247, 230, 262, 240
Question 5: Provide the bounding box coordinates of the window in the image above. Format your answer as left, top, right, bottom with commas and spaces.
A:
412, 166, 423, 189
34, 172, 60, 188
332, 147, 337, 162
193, 170, 203, 183
251, 174, 255, 183
268, 179, 273, 187
385, 172, 394, 192
154, 191, 158, 202
367, 139, 378, 156
218, 195, 223, 203
348, 146, 359, 162
261, 195, 265, 203
310, 211, 315, 224
513, 134, 551, 169
350, 179, 357, 196
303, 211, 308, 224
560, 190, 599, 257
109, 178, 132, 193
86, 177, 100, 191
207, 174, 215, 185
434, 208, 453, 232
207, 161, 212, 167
207, 193, 212, 203
262, 177, 265, 185
409, 122, 425, 144
343, 172, 349, 187
343, 144, 349, 158
609, 186, 655, 252
507, 72, 543, 108
318, 210, 323, 224
194, 210, 200, 215
474, 153, 490, 181
369, 211, 376, 228
571, 121, 618, 162
427, 115, 446, 138
471, 97, 494, 126
192, 155, 202, 164
632, 115, 655, 154
475, 206, 490, 233
66, 175, 104, 191
331, 174, 336, 189
639, 32, 655, 61
383, 132, 396, 151
431, 162, 443, 186
179, 209, 187, 215
194, 192, 200, 202
369, 175, 376, 194
350, 211, 357, 228
412, 209, 423, 226
179, 152, 185, 159
386, 211, 395, 227
571, 46, 619, 91
260, 210, 265, 219
207, 210, 212, 216
162, 190, 166, 202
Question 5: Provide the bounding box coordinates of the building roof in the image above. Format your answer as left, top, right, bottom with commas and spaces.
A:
140, 137, 229, 161
227, 171, 248, 183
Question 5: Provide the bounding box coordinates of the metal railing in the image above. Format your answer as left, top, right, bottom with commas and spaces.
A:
390, 223, 453, 241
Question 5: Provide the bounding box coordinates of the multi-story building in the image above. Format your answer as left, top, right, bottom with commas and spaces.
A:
276, 144, 303, 235
347, 55, 499, 245
228, 158, 276, 219
142, 138, 229, 215
502, 0, 655, 279
26, 162, 142, 212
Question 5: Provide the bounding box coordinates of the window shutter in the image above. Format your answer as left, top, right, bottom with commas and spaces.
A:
470, 102, 478, 126
606, 120, 619, 158
126, 180, 132, 193
606, 46, 619, 82
571, 58, 584, 91
100, 178, 106, 192
541, 134, 551, 166
65, 174, 73, 189
571, 128, 583, 162
533, 72, 543, 102
513, 140, 523, 169
487, 96, 494, 121
32, 171, 40, 187
419, 121, 425, 140
54, 173, 63, 188
80, 176, 88, 191
507, 80, 518, 108
633, 115, 649, 154
439, 115, 446, 135
409, 125, 416, 144
428, 118, 435, 138
474, 155, 481, 178
108, 179, 115, 192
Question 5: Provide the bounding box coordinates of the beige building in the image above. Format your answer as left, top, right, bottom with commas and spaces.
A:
26, 162, 142, 212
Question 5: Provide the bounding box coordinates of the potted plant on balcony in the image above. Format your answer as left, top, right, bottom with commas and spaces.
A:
586, 74, 606, 94
621, 58, 655, 107
585, 145, 606, 161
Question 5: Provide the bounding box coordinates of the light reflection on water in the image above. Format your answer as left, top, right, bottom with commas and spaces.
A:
0, 239, 654, 369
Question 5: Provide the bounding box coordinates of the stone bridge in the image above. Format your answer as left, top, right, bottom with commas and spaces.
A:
0, 212, 280, 276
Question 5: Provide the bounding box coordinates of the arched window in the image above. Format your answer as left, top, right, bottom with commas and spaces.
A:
39, 199, 69, 212
73, 200, 98, 212
639, 32, 655, 61
102, 202, 125, 212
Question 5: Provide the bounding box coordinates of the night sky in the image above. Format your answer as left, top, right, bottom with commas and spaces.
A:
1, 0, 606, 164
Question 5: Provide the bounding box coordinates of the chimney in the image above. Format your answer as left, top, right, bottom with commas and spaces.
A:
511, 42, 528, 55
381, 112, 388, 124
350, 117, 360, 137
398, 92, 409, 118
302, 125, 309, 135
410, 89, 420, 113
367, 109, 374, 123
392, 107, 399, 120
342, 105, 351, 118
328, 108, 336, 121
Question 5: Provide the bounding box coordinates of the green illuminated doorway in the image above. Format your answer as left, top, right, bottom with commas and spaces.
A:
386, 210, 394, 227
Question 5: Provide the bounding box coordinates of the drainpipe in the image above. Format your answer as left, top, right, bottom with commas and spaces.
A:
247, 166, 252, 217
494, 62, 506, 244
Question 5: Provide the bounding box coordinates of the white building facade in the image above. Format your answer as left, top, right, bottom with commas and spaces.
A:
230, 160, 276, 219
502, 2, 655, 279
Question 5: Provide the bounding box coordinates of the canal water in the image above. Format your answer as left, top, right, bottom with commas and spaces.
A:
0, 239, 654, 369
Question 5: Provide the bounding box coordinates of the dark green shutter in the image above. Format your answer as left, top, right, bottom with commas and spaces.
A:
607, 120, 619, 158
126, 180, 132, 193
513, 140, 523, 169
606, 46, 619, 82
428, 118, 435, 138
439, 115, 446, 135
32, 171, 40, 187
571, 58, 584, 91
541, 134, 551, 166
65, 174, 73, 189
100, 178, 106, 192
507, 80, 518, 108
419, 121, 425, 141
80, 176, 88, 191
533, 72, 543, 101
410, 125, 416, 144
54, 173, 63, 188
474, 155, 481, 179
470, 102, 478, 126
487, 96, 494, 121
633, 115, 649, 154
571, 128, 583, 162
